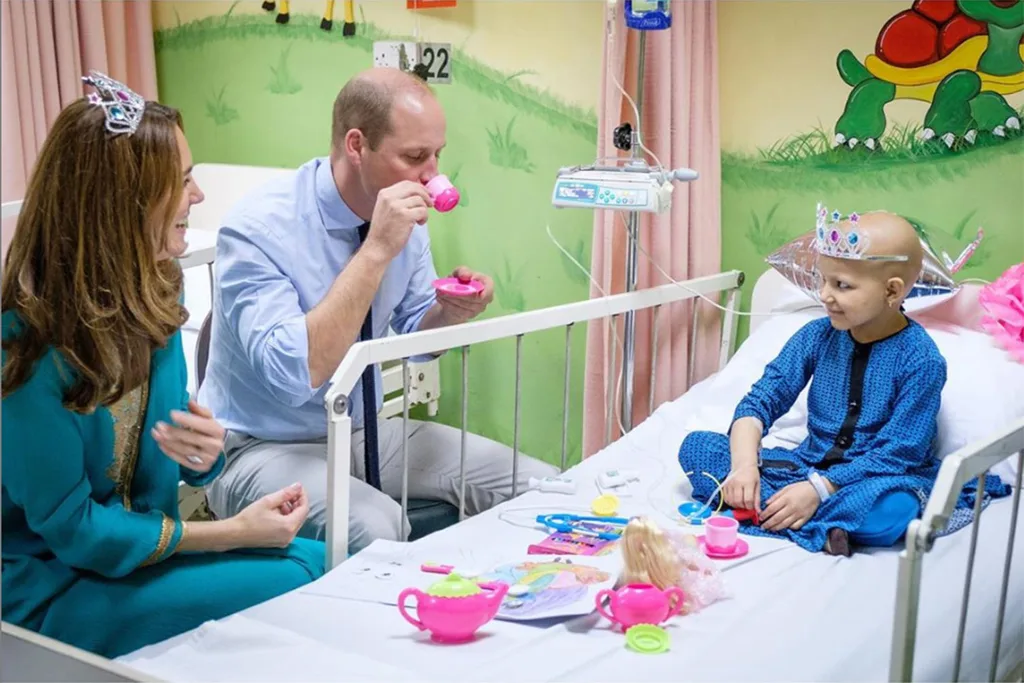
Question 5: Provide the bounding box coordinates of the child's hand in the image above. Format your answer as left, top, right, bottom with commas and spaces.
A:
723, 464, 761, 512
760, 481, 821, 532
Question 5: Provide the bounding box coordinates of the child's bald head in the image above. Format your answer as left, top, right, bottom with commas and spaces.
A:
856, 211, 923, 288
821, 211, 922, 303
816, 211, 923, 331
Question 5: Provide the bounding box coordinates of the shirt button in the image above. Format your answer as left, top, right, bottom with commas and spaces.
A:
848, 400, 858, 409
837, 436, 850, 447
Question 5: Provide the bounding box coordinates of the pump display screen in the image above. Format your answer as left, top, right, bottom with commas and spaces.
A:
556, 182, 598, 202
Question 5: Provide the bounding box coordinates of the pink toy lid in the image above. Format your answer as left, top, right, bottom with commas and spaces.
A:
696, 536, 750, 560
433, 277, 484, 297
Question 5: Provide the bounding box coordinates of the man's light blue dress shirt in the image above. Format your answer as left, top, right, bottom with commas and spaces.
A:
198, 157, 438, 441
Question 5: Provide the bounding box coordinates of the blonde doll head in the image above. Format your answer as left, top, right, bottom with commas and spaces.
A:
618, 517, 684, 590
618, 516, 731, 615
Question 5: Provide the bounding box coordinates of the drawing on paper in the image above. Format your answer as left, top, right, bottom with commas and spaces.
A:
483, 560, 611, 619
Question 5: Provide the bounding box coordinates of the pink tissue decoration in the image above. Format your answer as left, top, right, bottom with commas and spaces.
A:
978, 263, 1024, 364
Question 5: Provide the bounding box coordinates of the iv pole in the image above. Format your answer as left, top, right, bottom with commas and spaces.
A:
620, 29, 646, 433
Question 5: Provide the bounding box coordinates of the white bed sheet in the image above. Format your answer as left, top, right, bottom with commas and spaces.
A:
121, 368, 1024, 682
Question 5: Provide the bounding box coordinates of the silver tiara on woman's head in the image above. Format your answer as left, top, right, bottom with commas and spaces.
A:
81, 70, 144, 136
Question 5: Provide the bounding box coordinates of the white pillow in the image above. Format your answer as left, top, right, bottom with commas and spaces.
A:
705, 311, 1023, 487
927, 326, 1024, 486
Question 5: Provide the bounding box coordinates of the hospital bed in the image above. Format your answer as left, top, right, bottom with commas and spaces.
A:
4, 187, 1021, 679
109, 267, 1023, 682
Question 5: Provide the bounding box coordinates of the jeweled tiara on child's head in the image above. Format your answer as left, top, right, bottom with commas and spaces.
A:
81, 70, 144, 136
814, 203, 908, 262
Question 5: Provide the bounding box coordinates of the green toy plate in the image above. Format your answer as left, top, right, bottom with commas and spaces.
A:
625, 624, 670, 654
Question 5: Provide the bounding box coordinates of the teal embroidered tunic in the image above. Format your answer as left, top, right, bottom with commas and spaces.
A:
2, 310, 324, 658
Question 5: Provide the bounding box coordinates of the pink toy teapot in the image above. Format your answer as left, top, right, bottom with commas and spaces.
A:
595, 583, 685, 631
398, 572, 509, 643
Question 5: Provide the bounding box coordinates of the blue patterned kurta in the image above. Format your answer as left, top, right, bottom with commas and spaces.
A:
679, 316, 1010, 552
1, 310, 325, 658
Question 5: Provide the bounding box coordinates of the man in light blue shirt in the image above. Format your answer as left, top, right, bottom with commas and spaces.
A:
199, 67, 557, 552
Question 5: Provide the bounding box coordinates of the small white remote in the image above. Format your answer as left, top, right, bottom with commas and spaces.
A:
528, 476, 577, 494
597, 469, 641, 489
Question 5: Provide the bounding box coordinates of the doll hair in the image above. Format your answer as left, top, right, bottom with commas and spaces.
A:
620, 517, 684, 590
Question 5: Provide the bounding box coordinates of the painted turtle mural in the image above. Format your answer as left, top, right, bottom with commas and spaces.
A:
835, 0, 1024, 149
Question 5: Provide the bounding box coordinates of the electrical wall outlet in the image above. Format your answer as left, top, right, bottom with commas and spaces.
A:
373, 41, 419, 72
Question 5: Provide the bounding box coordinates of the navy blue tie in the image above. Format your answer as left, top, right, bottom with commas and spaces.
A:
357, 221, 382, 490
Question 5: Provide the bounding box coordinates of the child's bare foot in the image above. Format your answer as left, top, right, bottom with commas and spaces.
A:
824, 528, 852, 557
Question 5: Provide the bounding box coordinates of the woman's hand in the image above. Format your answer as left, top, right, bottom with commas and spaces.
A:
232, 483, 309, 548
152, 399, 225, 473
760, 481, 821, 532
723, 463, 761, 512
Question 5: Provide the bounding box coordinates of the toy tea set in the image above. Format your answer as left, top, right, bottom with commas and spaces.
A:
421, 174, 485, 298
677, 501, 754, 559
397, 566, 683, 655
396, 503, 746, 654
398, 572, 509, 644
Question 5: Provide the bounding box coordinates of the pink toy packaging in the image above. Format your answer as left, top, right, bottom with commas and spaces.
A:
527, 530, 617, 556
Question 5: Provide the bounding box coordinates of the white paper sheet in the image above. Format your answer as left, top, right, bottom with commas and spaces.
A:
300, 539, 623, 622
300, 539, 505, 605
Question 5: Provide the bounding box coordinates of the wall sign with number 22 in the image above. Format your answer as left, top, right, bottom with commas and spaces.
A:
416, 43, 452, 84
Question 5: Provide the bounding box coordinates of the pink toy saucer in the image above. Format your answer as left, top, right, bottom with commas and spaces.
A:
696, 536, 750, 560
433, 277, 484, 297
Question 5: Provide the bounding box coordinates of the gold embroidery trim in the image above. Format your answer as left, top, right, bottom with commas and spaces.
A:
104, 364, 151, 509
141, 514, 180, 567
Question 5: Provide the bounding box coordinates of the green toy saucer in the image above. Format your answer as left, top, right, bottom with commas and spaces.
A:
625, 624, 669, 654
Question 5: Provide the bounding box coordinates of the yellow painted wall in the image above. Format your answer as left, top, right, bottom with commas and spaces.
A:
151, 0, 604, 111
719, 0, 1024, 153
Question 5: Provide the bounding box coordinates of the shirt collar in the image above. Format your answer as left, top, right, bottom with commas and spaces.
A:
315, 157, 365, 231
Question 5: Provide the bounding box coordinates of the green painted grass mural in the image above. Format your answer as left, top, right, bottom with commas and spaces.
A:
722, 137, 1024, 340
156, 11, 598, 468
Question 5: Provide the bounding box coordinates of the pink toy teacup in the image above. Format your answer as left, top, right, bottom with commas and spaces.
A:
398, 573, 508, 644
705, 515, 739, 552
595, 583, 685, 631
425, 174, 460, 212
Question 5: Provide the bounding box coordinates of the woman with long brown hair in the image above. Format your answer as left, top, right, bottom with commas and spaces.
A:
1, 72, 325, 658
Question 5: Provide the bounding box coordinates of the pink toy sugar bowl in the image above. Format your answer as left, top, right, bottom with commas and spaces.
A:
397, 572, 508, 644
594, 583, 685, 631
425, 174, 460, 213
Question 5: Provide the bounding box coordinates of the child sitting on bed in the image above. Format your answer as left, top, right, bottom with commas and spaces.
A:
678, 206, 1009, 556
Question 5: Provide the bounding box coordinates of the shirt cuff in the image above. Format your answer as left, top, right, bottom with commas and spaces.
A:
731, 406, 769, 436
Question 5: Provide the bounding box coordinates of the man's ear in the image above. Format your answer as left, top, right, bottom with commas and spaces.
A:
886, 276, 906, 306
343, 129, 365, 166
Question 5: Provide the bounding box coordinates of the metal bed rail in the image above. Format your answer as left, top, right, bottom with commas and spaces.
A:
322, 270, 745, 568
890, 416, 1024, 682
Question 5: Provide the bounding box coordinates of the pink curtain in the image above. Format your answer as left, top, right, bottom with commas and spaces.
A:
582, 0, 722, 458
1, 0, 157, 257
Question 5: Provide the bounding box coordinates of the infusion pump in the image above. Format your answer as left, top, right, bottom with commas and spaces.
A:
551, 164, 698, 214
